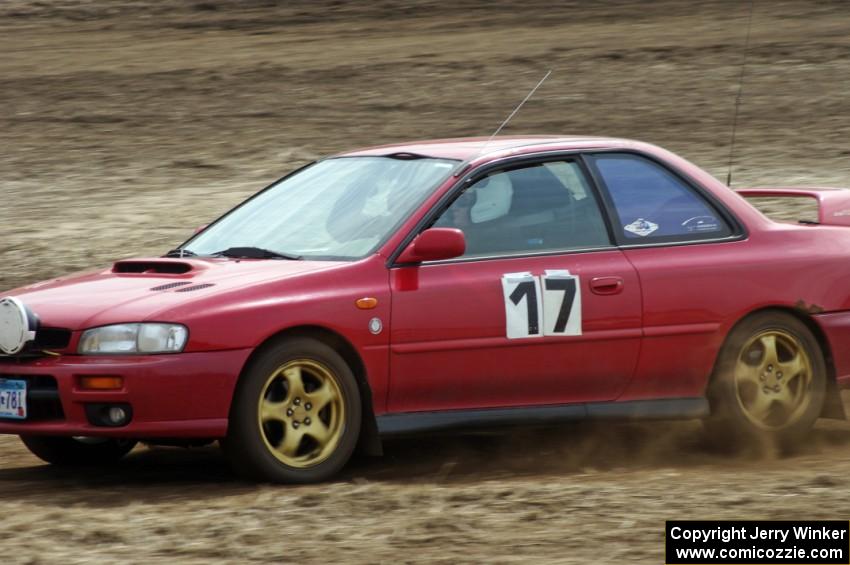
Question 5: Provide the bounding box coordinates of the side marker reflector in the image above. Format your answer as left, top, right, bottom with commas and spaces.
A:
355, 297, 378, 310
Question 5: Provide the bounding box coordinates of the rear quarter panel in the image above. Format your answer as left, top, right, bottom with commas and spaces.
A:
620, 223, 850, 399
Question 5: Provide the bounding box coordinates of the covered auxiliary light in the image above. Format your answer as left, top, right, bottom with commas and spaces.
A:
108, 406, 128, 425
0, 297, 38, 355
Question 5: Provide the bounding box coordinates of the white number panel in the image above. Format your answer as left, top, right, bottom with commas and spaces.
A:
501, 272, 543, 339
501, 270, 582, 339
542, 270, 582, 337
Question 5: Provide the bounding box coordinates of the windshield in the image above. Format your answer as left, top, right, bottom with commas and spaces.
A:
183, 156, 458, 260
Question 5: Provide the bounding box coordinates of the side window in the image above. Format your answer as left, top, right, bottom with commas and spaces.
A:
434, 161, 611, 258
587, 153, 733, 242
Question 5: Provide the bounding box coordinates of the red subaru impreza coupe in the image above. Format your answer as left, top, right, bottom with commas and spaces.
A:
1, 136, 848, 483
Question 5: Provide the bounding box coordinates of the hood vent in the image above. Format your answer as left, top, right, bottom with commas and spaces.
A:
175, 283, 215, 292
150, 281, 192, 292
113, 260, 193, 275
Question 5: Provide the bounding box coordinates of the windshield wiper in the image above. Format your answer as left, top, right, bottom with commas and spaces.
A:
164, 248, 197, 258
211, 247, 302, 260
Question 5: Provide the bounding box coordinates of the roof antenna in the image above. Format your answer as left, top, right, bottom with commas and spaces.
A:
479, 70, 552, 154
726, 0, 755, 187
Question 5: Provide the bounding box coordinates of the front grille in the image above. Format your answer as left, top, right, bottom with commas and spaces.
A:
28, 375, 64, 421
0, 328, 72, 359
0, 375, 64, 422
33, 328, 71, 350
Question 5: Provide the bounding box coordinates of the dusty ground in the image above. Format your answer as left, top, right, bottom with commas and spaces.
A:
1, 1, 849, 563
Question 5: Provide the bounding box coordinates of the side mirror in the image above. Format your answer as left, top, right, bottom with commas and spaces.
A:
397, 228, 466, 264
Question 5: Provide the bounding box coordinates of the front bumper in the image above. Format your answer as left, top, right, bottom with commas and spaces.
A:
0, 349, 252, 438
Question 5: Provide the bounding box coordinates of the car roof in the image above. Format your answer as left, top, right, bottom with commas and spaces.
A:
335, 135, 637, 161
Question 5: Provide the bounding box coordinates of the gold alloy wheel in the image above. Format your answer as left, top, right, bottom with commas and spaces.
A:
257, 359, 345, 468
734, 329, 813, 430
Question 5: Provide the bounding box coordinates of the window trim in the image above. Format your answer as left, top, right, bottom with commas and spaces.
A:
388, 150, 617, 267
388, 148, 747, 268
178, 155, 460, 262
580, 150, 747, 248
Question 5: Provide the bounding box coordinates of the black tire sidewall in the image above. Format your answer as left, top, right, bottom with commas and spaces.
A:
707, 311, 827, 445
225, 337, 362, 483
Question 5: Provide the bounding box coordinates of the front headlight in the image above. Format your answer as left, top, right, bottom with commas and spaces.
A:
79, 323, 188, 354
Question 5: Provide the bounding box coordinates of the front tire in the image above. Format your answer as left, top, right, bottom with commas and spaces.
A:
20, 436, 137, 466
706, 311, 827, 446
225, 337, 362, 483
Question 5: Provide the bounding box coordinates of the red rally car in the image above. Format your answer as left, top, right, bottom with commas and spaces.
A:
1, 136, 849, 483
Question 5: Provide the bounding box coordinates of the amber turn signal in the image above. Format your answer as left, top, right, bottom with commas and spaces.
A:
355, 297, 378, 310
80, 376, 124, 390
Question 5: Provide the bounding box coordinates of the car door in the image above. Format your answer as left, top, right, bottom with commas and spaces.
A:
387, 157, 643, 413
583, 151, 744, 401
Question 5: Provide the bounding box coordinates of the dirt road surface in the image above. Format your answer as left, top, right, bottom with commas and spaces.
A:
1, 1, 849, 563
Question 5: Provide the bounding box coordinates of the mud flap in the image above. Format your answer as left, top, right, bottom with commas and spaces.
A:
355, 377, 383, 456
821, 377, 847, 420
357, 411, 383, 456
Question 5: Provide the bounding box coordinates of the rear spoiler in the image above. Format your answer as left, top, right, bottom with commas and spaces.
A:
736, 187, 850, 226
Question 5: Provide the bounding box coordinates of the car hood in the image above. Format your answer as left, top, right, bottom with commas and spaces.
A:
6, 257, 346, 330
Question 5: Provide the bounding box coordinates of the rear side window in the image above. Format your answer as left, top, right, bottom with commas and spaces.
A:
587, 153, 733, 242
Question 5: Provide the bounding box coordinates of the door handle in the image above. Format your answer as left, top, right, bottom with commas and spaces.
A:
590, 276, 624, 295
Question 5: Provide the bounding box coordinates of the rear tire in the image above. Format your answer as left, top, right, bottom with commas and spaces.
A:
224, 337, 361, 483
706, 311, 826, 447
20, 436, 137, 466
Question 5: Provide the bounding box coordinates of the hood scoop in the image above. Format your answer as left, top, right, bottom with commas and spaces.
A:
113, 259, 195, 275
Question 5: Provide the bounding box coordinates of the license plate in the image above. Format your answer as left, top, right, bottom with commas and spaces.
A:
0, 379, 26, 420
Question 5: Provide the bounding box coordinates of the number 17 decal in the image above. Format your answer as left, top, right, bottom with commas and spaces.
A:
501, 270, 582, 339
